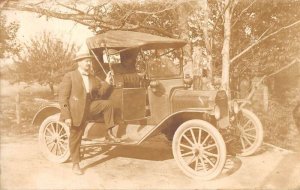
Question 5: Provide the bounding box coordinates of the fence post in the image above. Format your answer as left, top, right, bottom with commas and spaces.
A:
16, 93, 20, 124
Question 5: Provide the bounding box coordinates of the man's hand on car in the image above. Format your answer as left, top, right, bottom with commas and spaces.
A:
105, 71, 114, 85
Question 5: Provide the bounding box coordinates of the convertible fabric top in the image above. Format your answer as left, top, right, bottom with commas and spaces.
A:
86, 30, 187, 50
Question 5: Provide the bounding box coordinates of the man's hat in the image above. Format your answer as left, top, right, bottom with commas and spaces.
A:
73, 52, 93, 62
74, 43, 93, 62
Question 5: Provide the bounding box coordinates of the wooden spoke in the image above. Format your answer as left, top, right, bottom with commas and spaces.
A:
242, 135, 253, 146
240, 136, 246, 150
60, 139, 68, 144
189, 129, 197, 144
181, 151, 194, 157
187, 155, 197, 165
55, 144, 59, 155
198, 129, 202, 144
58, 125, 64, 135
242, 120, 251, 129
50, 123, 56, 134
49, 143, 56, 152
58, 142, 67, 151
54, 143, 58, 155
201, 134, 211, 145
244, 127, 256, 132
46, 140, 55, 146
55, 123, 59, 134
203, 150, 218, 158
180, 143, 194, 150
244, 133, 256, 140
199, 156, 207, 172
45, 135, 53, 140
202, 154, 215, 168
60, 133, 68, 138
182, 134, 194, 146
194, 156, 199, 171
57, 142, 63, 155
203, 143, 217, 150
46, 128, 54, 136
56, 144, 61, 156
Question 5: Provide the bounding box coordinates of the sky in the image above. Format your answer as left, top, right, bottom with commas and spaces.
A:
0, 9, 94, 64
4, 10, 94, 46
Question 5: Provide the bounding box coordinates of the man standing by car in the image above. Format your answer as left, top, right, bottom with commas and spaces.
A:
59, 52, 120, 175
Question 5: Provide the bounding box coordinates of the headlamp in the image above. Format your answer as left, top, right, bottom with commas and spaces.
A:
214, 105, 221, 119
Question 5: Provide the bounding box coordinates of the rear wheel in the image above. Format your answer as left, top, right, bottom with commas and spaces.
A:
172, 120, 226, 180
39, 114, 70, 163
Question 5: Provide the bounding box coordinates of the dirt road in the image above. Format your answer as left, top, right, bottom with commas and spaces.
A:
1, 135, 299, 189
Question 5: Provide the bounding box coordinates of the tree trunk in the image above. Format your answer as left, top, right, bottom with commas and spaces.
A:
221, 0, 231, 94
203, 0, 213, 80
177, 3, 192, 61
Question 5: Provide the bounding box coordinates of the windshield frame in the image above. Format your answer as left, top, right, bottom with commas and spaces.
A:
142, 48, 184, 80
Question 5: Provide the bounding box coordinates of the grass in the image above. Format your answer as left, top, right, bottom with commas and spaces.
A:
254, 99, 300, 151
251, 86, 300, 151
0, 80, 57, 137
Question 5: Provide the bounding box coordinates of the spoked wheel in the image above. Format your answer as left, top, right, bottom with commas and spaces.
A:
39, 114, 70, 163
172, 120, 226, 180
235, 109, 263, 156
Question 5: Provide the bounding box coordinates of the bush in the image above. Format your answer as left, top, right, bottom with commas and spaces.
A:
254, 88, 300, 150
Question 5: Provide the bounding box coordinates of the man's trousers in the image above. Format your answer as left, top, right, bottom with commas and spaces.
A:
69, 99, 114, 164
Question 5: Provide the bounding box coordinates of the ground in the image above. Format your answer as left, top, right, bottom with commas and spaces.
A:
1, 134, 300, 189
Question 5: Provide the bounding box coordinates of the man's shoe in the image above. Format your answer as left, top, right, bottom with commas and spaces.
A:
72, 163, 83, 175
106, 128, 121, 143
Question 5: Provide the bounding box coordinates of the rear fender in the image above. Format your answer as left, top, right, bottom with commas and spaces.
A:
32, 104, 61, 127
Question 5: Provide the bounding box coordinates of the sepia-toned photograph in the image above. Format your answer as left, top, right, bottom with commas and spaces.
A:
1, 0, 299, 189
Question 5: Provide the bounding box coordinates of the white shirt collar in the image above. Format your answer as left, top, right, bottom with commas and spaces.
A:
78, 68, 89, 76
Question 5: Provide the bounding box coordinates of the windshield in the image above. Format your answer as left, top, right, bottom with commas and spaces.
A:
138, 48, 182, 78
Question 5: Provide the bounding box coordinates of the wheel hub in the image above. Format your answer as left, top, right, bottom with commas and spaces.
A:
192, 144, 204, 157
52, 133, 60, 143
235, 124, 243, 136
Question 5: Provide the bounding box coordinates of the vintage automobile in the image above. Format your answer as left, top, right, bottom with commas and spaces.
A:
32, 30, 263, 180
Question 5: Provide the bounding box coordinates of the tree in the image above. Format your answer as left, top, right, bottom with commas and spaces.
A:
0, 12, 20, 58
4, 0, 300, 92
13, 32, 77, 94
4, 0, 196, 37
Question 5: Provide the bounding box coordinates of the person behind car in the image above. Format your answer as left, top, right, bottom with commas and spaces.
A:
59, 52, 121, 175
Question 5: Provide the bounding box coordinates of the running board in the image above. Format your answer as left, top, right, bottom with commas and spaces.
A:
81, 137, 139, 146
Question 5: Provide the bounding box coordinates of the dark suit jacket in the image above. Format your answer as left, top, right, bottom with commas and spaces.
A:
59, 70, 111, 126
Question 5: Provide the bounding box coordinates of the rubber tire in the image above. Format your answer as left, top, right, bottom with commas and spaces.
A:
172, 119, 226, 180
238, 109, 264, 156
39, 114, 70, 163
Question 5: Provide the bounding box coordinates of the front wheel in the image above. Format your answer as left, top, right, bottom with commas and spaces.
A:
39, 114, 70, 163
234, 109, 264, 156
172, 120, 226, 180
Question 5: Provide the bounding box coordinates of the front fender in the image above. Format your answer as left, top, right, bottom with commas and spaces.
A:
32, 103, 61, 127
138, 109, 214, 144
